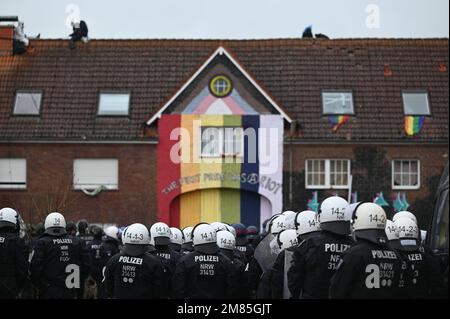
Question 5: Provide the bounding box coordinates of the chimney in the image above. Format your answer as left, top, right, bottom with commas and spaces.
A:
0, 16, 18, 57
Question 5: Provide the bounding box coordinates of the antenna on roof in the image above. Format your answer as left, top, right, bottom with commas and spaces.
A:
0, 16, 19, 23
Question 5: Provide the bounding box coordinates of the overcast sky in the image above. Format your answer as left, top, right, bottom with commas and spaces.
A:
0, 0, 448, 39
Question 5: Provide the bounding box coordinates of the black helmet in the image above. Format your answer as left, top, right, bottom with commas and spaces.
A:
77, 219, 89, 233
90, 225, 103, 239
66, 221, 77, 234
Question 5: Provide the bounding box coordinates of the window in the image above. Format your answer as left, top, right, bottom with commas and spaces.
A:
0, 159, 26, 189
98, 92, 130, 116
402, 92, 430, 115
13, 91, 42, 115
73, 159, 118, 190
322, 91, 354, 115
392, 160, 420, 190
201, 127, 243, 157
306, 159, 350, 189
209, 75, 232, 97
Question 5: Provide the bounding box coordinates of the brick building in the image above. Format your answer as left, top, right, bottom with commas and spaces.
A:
0, 27, 448, 229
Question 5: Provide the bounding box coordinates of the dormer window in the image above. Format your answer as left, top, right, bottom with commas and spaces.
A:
402, 91, 430, 115
98, 92, 130, 116
13, 91, 42, 115
322, 91, 354, 115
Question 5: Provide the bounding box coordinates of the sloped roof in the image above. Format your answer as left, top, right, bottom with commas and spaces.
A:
0, 38, 448, 142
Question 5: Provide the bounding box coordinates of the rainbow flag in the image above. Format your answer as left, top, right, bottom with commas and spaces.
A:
328, 115, 349, 132
404, 116, 425, 136
157, 114, 283, 230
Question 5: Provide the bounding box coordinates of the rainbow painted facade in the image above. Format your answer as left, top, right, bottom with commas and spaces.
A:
152, 47, 291, 229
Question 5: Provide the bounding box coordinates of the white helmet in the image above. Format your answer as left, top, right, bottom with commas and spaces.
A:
282, 211, 297, 230
211, 222, 227, 232
216, 230, 236, 250
192, 223, 218, 253
122, 223, 150, 245
351, 202, 387, 244
170, 227, 183, 246
385, 220, 399, 241
122, 223, 150, 256
44, 212, 66, 235
394, 217, 419, 240
294, 210, 320, 237
0, 207, 18, 227
150, 222, 171, 246
225, 224, 236, 237
319, 196, 350, 235
104, 226, 119, 240
270, 214, 286, 235
393, 211, 418, 225
276, 229, 298, 250
182, 226, 194, 244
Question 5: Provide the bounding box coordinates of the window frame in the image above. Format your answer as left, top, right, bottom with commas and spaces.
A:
73, 158, 119, 190
305, 159, 351, 189
0, 158, 27, 190
199, 126, 244, 158
321, 90, 355, 115
391, 159, 421, 190
401, 90, 431, 116
97, 91, 131, 117
12, 90, 43, 116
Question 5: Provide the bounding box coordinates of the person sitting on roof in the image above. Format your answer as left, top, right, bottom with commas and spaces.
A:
13, 21, 32, 55
69, 20, 88, 50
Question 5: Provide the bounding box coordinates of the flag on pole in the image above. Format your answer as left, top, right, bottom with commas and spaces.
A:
328, 115, 349, 132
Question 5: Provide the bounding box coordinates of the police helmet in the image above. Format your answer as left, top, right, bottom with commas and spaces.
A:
192, 223, 218, 254
350, 202, 387, 244
392, 211, 418, 225
276, 229, 298, 250
270, 214, 286, 235
210, 222, 227, 233
394, 217, 420, 251
0, 207, 19, 229
282, 210, 297, 230
169, 227, 183, 246
104, 226, 119, 240
294, 210, 320, 238
182, 226, 194, 244
122, 223, 150, 256
44, 212, 67, 236
217, 230, 236, 251
149, 222, 171, 246
318, 196, 350, 235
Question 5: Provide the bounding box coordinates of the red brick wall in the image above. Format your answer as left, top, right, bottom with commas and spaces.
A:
0, 143, 158, 226
282, 143, 449, 227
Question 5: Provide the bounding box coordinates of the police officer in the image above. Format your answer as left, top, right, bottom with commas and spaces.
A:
66, 221, 77, 236
172, 223, 237, 299
77, 219, 94, 244
232, 223, 254, 267
270, 229, 298, 299
288, 196, 354, 299
148, 222, 181, 297
0, 207, 29, 299
394, 217, 443, 298
104, 223, 166, 299
169, 227, 183, 252
329, 203, 403, 298
249, 214, 285, 298
246, 226, 260, 248
30, 212, 90, 299
181, 226, 194, 254
86, 225, 104, 298
217, 229, 248, 298
96, 226, 120, 298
